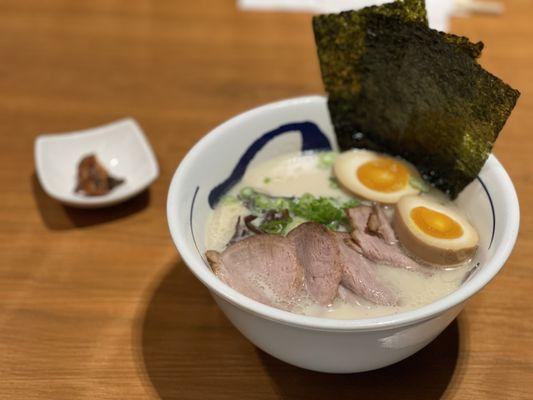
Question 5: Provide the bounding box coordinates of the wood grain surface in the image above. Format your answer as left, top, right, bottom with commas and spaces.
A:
0, 0, 531, 398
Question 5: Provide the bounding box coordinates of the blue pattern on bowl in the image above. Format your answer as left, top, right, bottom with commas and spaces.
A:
208, 121, 331, 208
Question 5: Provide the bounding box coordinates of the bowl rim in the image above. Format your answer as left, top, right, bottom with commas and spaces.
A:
167, 95, 520, 332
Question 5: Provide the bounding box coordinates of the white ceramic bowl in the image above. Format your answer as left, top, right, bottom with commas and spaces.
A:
167, 96, 519, 373
35, 118, 159, 208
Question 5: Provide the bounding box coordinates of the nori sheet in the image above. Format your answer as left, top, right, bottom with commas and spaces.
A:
313, 0, 427, 96
439, 32, 484, 59
313, 0, 483, 97
326, 13, 520, 197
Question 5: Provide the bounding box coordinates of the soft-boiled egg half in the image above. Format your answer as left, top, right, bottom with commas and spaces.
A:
333, 149, 420, 203
393, 195, 479, 265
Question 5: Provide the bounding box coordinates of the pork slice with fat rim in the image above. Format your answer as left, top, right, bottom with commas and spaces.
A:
288, 222, 342, 306
335, 232, 399, 306
206, 234, 304, 309
346, 206, 431, 275
367, 204, 397, 244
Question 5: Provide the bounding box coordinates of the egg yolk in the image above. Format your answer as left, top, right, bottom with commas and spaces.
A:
357, 158, 410, 192
410, 206, 463, 239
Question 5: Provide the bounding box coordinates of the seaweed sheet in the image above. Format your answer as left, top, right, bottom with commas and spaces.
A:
313, 0, 483, 97
327, 14, 520, 197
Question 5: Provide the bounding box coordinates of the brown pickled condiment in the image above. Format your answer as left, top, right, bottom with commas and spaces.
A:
75, 154, 124, 196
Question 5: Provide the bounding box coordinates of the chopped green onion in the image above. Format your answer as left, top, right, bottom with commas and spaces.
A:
221, 195, 239, 204
341, 198, 361, 208
283, 216, 306, 234
317, 151, 337, 169
239, 187, 291, 213
237, 188, 362, 234
240, 187, 255, 198
260, 215, 293, 235
291, 193, 345, 225
409, 176, 430, 193
328, 176, 340, 189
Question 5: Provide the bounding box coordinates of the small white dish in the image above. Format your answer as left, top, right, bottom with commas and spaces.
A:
35, 118, 159, 208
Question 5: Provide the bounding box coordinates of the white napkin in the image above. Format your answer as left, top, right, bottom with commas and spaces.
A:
238, 0, 501, 32
239, 0, 395, 14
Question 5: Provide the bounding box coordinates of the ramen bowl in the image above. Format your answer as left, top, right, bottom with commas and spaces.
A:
167, 96, 519, 373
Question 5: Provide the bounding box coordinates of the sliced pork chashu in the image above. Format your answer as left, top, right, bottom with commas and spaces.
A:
288, 222, 342, 306
206, 234, 304, 309
346, 206, 430, 275
335, 232, 399, 306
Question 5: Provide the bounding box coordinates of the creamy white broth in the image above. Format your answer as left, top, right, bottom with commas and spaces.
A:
206, 151, 472, 319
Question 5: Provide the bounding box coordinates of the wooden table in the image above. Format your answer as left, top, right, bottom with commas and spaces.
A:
0, 0, 531, 398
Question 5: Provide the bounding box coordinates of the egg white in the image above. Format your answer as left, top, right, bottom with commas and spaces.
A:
333, 149, 420, 204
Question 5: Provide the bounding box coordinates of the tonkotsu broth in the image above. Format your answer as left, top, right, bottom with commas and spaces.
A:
206, 152, 473, 319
